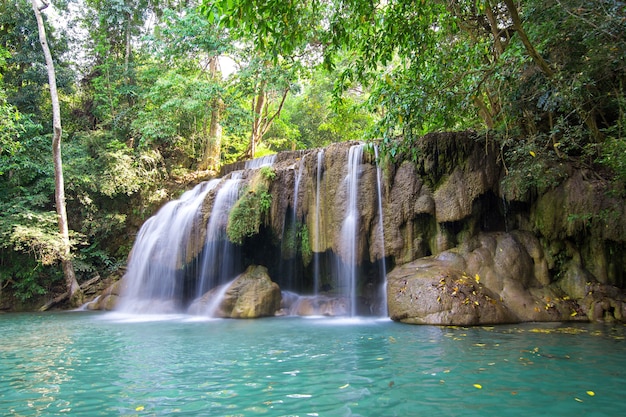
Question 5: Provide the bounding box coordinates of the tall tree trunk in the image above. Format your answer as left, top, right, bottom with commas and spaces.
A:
200, 56, 223, 170
31, 0, 83, 307
243, 83, 290, 160
247, 80, 267, 159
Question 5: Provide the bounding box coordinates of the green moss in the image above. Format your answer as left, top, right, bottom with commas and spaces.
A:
226, 169, 274, 245
298, 223, 312, 266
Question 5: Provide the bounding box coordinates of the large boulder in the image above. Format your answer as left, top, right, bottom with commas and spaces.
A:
387, 231, 594, 325
189, 265, 281, 318
387, 255, 515, 325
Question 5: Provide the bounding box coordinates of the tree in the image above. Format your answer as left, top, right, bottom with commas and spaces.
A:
135, 6, 228, 170
31, 0, 82, 306
236, 54, 292, 159
202, 0, 626, 165
202, 0, 318, 159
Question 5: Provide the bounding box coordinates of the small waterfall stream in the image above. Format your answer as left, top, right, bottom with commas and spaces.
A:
340, 144, 364, 316
118, 180, 219, 313
280, 155, 306, 292
313, 149, 324, 296
374, 145, 388, 316
195, 176, 243, 298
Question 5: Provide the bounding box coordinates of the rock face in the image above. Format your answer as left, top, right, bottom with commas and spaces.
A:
92, 131, 626, 324
388, 231, 626, 325
188, 265, 281, 318
388, 232, 577, 325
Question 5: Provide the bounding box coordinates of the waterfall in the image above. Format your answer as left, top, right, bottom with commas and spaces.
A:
118, 180, 220, 313
374, 145, 388, 316
313, 149, 324, 296
279, 156, 306, 292
195, 177, 243, 298
340, 144, 364, 316
245, 154, 276, 169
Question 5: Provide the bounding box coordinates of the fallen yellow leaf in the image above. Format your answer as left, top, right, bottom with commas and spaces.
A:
339, 383, 350, 389
473, 384, 482, 389
135, 406, 145, 411
587, 391, 595, 396
530, 151, 536, 157
474, 274, 480, 284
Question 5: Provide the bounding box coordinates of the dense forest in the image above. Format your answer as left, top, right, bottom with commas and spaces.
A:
1, 0, 624, 310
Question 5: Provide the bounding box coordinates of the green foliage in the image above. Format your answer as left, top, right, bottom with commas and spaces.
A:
500, 136, 569, 199
259, 190, 272, 213
281, 221, 312, 265
227, 170, 274, 244
598, 136, 626, 187
0, 0, 74, 126
259, 166, 276, 181
265, 68, 374, 149
0, 256, 62, 303
298, 223, 312, 266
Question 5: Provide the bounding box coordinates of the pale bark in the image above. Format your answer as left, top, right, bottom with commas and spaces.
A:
200, 56, 223, 170
31, 0, 83, 306
244, 82, 289, 160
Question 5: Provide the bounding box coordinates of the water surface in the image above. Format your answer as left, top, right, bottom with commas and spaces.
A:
1, 312, 624, 416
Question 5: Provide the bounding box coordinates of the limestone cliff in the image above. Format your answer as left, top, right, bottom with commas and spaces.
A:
92, 131, 626, 323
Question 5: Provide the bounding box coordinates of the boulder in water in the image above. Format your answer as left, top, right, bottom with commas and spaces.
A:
190, 265, 281, 318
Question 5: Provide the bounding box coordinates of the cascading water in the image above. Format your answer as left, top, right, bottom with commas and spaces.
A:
245, 154, 276, 169
374, 145, 388, 316
195, 176, 243, 299
280, 156, 307, 292
118, 180, 220, 313
313, 149, 324, 296
339, 144, 364, 316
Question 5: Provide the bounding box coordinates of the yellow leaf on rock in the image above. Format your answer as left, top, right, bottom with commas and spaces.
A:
474, 274, 480, 284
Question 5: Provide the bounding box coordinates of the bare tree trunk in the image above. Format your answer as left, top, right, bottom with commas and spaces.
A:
247, 80, 267, 159
243, 83, 290, 160
200, 56, 223, 170
31, 0, 83, 307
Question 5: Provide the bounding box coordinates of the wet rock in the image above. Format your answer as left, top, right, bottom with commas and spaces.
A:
84, 279, 126, 311
283, 295, 350, 316
190, 265, 281, 318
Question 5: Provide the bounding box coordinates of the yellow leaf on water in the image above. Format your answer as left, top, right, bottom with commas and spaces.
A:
339, 384, 350, 389
575, 397, 583, 403
135, 406, 145, 411
473, 384, 482, 389
587, 391, 595, 396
